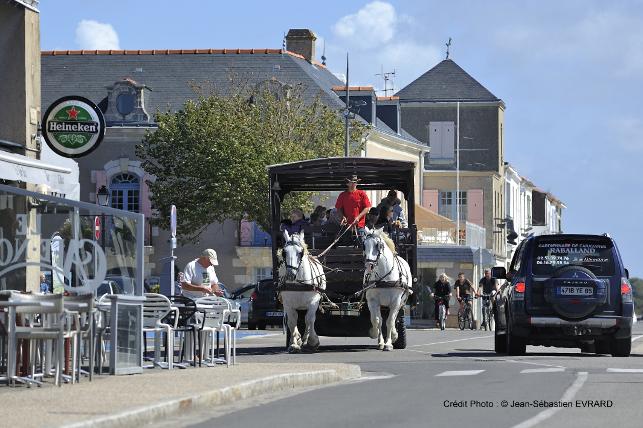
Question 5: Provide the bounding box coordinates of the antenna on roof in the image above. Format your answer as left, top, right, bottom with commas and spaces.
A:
375, 65, 396, 96
445, 37, 452, 59
321, 40, 326, 66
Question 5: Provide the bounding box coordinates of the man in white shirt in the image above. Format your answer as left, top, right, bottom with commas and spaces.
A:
180, 249, 224, 300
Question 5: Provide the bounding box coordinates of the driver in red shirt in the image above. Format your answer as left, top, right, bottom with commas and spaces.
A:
335, 175, 371, 242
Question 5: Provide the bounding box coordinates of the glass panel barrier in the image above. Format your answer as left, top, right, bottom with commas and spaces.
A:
0, 183, 144, 296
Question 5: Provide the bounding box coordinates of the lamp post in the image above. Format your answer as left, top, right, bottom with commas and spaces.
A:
96, 185, 109, 250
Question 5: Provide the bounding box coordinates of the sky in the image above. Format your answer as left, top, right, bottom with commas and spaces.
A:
39, 0, 643, 276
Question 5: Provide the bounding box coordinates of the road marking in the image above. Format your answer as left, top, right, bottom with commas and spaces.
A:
631, 335, 643, 342
512, 372, 588, 428
520, 368, 565, 374
408, 335, 493, 348
435, 370, 485, 377
606, 368, 643, 373
506, 359, 567, 369
239, 333, 281, 340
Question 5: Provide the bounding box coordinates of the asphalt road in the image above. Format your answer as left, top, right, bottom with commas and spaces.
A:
175, 324, 643, 428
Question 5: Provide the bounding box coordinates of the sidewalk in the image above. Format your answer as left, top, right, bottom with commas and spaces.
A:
0, 363, 361, 428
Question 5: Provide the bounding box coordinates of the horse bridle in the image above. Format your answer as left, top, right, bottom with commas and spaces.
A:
282, 238, 304, 280
363, 233, 384, 267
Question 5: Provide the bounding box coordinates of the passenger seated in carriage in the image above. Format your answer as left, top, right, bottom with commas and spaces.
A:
280, 208, 308, 235
378, 190, 408, 228
310, 205, 327, 226
365, 207, 380, 229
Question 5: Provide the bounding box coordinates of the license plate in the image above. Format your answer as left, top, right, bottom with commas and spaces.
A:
266, 311, 283, 317
559, 286, 593, 296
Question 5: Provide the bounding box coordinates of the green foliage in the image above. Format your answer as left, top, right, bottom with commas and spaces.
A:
136, 86, 368, 241
630, 277, 643, 313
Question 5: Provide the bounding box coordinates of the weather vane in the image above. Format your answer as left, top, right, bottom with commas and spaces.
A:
445, 37, 452, 59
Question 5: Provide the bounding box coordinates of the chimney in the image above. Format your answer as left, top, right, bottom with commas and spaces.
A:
285, 29, 316, 62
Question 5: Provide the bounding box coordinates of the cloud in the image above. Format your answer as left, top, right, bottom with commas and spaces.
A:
332, 1, 397, 48
327, 2, 441, 92
75, 20, 120, 50
494, 8, 643, 77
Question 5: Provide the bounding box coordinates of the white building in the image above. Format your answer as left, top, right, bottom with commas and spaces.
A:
503, 164, 566, 263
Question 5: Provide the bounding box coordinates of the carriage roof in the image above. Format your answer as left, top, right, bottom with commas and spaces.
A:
267, 157, 415, 197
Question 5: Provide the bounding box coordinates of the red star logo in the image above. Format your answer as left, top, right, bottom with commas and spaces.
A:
66, 106, 79, 120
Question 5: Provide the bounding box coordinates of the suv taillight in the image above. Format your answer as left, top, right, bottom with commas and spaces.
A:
621, 278, 633, 303
250, 291, 257, 301
515, 282, 526, 293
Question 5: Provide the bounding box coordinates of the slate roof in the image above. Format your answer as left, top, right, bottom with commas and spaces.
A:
41, 49, 422, 147
396, 59, 500, 102
41, 49, 346, 117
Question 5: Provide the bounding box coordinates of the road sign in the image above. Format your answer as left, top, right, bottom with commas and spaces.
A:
94, 216, 101, 240
170, 205, 177, 238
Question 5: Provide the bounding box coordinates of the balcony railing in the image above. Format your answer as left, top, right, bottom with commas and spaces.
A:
418, 221, 486, 248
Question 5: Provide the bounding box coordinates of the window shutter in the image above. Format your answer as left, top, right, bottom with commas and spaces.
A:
423, 189, 439, 213
443, 122, 454, 159
467, 189, 484, 227
429, 122, 442, 158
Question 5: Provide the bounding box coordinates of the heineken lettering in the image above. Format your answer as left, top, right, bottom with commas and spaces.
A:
42, 96, 106, 158
47, 121, 99, 133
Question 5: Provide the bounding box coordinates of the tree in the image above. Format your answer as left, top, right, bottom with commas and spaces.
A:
136, 86, 368, 241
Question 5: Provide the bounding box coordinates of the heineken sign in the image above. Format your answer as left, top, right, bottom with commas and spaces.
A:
43, 96, 106, 158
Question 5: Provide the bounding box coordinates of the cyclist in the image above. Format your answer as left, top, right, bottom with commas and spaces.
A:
430, 273, 452, 323
477, 268, 499, 329
454, 272, 477, 326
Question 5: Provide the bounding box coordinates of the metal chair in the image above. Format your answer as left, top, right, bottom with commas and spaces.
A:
222, 298, 241, 365
10, 293, 66, 387
196, 296, 232, 367
143, 293, 175, 369
94, 294, 112, 375
164, 295, 200, 368
64, 294, 95, 382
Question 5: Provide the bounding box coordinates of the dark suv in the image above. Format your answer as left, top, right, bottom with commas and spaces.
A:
493, 234, 633, 357
248, 279, 283, 330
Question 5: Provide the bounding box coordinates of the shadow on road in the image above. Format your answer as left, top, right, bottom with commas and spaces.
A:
236, 344, 375, 356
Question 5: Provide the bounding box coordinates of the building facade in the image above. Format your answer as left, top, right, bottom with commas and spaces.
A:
40, 29, 426, 290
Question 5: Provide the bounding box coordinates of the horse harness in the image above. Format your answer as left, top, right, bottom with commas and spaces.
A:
357, 232, 410, 298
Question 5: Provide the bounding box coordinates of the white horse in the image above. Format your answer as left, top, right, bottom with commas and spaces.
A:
363, 226, 412, 351
278, 230, 326, 353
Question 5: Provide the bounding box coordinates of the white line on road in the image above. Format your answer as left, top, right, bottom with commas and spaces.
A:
631, 335, 643, 342
435, 370, 485, 377
408, 335, 494, 348
520, 368, 565, 374
606, 368, 643, 373
506, 359, 567, 369
512, 372, 588, 428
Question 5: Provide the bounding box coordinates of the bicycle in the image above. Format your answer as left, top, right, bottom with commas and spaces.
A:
434, 295, 448, 330
480, 292, 495, 331
458, 295, 475, 330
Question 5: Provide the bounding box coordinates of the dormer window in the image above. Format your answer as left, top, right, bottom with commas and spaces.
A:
104, 78, 151, 125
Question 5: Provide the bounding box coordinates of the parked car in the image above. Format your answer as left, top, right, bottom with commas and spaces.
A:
247, 279, 282, 330
96, 280, 123, 297
231, 283, 256, 325
493, 233, 634, 357
104, 275, 135, 295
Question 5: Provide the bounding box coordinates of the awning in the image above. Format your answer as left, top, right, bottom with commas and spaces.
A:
415, 204, 455, 229
0, 149, 79, 200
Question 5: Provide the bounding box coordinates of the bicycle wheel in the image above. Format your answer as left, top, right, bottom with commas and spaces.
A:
439, 305, 446, 330
458, 310, 465, 330
467, 307, 474, 330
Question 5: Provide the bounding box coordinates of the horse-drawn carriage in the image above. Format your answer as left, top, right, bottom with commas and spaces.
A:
268, 158, 417, 351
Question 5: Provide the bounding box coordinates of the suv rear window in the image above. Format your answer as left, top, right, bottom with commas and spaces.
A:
532, 237, 615, 276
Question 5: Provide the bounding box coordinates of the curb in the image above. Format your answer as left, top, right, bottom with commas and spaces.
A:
63, 365, 361, 428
